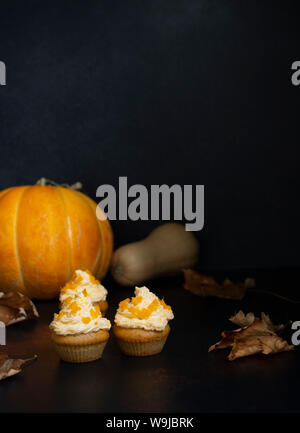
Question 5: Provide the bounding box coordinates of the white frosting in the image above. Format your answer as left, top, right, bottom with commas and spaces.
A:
59, 270, 107, 304
50, 292, 111, 335
114, 286, 174, 332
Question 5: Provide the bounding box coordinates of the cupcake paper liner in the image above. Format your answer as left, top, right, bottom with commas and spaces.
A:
116, 335, 168, 357
52, 340, 108, 363
51, 329, 109, 363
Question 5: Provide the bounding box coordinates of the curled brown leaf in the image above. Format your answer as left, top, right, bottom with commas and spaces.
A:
0, 352, 37, 380
183, 269, 252, 300
0, 291, 39, 326
209, 311, 294, 361
229, 311, 255, 327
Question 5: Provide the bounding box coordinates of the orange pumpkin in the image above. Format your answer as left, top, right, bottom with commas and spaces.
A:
0, 184, 113, 299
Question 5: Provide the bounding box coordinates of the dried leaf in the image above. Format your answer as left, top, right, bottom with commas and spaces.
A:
0, 352, 37, 380
229, 311, 255, 327
0, 291, 39, 326
183, 269, 251, 300
208, 329, 241, 351
209, 311, 294, 360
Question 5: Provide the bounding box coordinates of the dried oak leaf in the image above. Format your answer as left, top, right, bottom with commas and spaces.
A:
229, 311, 255, 327
183, 269, 254, 300
209, 310, 294, 361
0, 352, 37, 380
0, 291, 39, 326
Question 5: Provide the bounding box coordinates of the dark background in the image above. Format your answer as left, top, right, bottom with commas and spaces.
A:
0, 0, 300, 270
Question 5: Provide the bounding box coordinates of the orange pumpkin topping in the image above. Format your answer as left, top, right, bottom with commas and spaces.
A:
61, 272, 84, 294
81, 316, 91, 324
57, 311, 66, 320
118, 293, 169, 320
63, 296, 73, 305
83, 269, 100, 286
90, 305, 101, 319
131, 296, 142, 306
69, 301, 81, 314
128, 298, 160, 319
160, 299, 171, 310
119, 298, 130, 310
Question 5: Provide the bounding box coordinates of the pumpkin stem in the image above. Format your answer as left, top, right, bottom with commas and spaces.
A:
37, 177, 47, 186
36, 178, 82, 190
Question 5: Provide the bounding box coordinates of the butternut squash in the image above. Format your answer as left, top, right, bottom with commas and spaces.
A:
111, 223, 199, 286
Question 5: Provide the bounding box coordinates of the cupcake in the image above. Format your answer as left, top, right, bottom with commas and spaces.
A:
113, 286, 174, 356
50, 291, 111, 363
59, 269, 108, 316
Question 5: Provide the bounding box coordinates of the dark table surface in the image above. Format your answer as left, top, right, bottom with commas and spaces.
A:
1, 268, 300, 413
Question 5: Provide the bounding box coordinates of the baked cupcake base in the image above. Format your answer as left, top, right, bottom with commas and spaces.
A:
51, 329, 109, 363
113, 324, 170, 356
